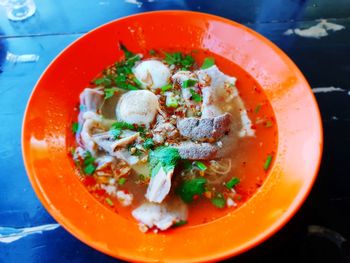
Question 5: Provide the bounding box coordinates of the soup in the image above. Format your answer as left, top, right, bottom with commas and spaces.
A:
68, 44, 277, 232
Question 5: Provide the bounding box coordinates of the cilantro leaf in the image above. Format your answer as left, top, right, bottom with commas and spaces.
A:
104, 87, 118, 99
110, 128, 122, 139
164, 52, 195, 69
71, 122, 79, 134
201, 57, 215, 69
176, 177, 207, 203
190, 89, 202, 103
120, 43, 135, 59
111, 121, 135, 130
182, 79, 197, 89
94, 76, 112, 87
143, 138, 155, 150
149, 146, 181, 174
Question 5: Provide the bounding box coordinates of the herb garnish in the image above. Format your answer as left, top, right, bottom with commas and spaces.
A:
201, 57, 215, 69
176, 177, 207, 203
264, 155, 273, 171
225, 177, 240, 189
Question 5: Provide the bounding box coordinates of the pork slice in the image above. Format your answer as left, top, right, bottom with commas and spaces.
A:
173, 141, 218, 160
132, 198, 188, 231
177, 113, 231, 142
80, 88, 104, 112
145, 165, 173, 203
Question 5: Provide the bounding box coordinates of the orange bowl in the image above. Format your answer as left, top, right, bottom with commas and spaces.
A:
22, 11, 323, 262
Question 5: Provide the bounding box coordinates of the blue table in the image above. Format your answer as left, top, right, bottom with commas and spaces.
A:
1, 1, 349, 262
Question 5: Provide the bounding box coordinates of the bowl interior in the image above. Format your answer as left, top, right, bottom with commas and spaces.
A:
22, 11, 322, 262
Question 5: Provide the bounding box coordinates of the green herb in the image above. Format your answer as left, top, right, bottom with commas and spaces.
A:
82, 151, 97, 175
137, 126, 147, 138
84, 163, 96, 175
164, 52, 195, 69
149, 146, 181, 176
225, 177, 240, 189
111, 121, 135, 130
265, 120, 273, 128
173, 220, 187, 227
104, 87, 118, 99
118, 178, 126, 185
182, 79, 197, 89
110, 128, 122, 139
70, 147, 75, 156
211, 193, 226, 208
94, 76, 112, 87
182, 160, 192, 171
190, 89, 202, 103
143, 138, 155, 150
254, 104, 261, 113
161, 84, 172, 92
201, 57, 215, 69
149, 49, 156, 55
120, 43, 135, 59
264, 155, 273, 171
176, 177, 207, 203
105, 197, 114, 206
193, 161, 207, 171
71, 122, 79, 134
166, 96, 178, 108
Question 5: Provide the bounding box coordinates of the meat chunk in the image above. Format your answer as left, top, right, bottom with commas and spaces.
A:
177, 113, 231, 142
145, 165, 173, 203
132, 198, 188, 231
173, 141, 218, 160
79, 88, 104, 112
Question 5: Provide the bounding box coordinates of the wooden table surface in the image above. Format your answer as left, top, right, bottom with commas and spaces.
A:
0, 0, 349, 262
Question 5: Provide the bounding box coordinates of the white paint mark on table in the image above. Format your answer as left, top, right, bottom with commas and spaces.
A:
6, 52, 39, 63
284, 19, 345, 39
0, 224, 60, 243
125, 0, 142, 7
312, 87, 348, 94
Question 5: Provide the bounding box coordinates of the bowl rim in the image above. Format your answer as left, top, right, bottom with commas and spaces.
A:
22, 10, 323, 262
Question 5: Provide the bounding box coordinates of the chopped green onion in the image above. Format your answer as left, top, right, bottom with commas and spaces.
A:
133, 78, 143, 88
143, 138, 155, 150
161, 84, 173, 92
265, 120, 273, 128
149, 49, 156, 55
84, 163, 96, 175
264, 155, 273, 171
190, 89, 202, 103
118, 178, 126, 185
104, 87, 118, 99
71, 122, 79, 134
194, 161, 207, 171
166, 96, 178, 108
225, 177, 240, 189
105, 197, 114, 206
254, 104, 261, 113
211, 194, 226, 208
173, 220, 187, 227
201, 57, 215, 69
182, 79, 197, 89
